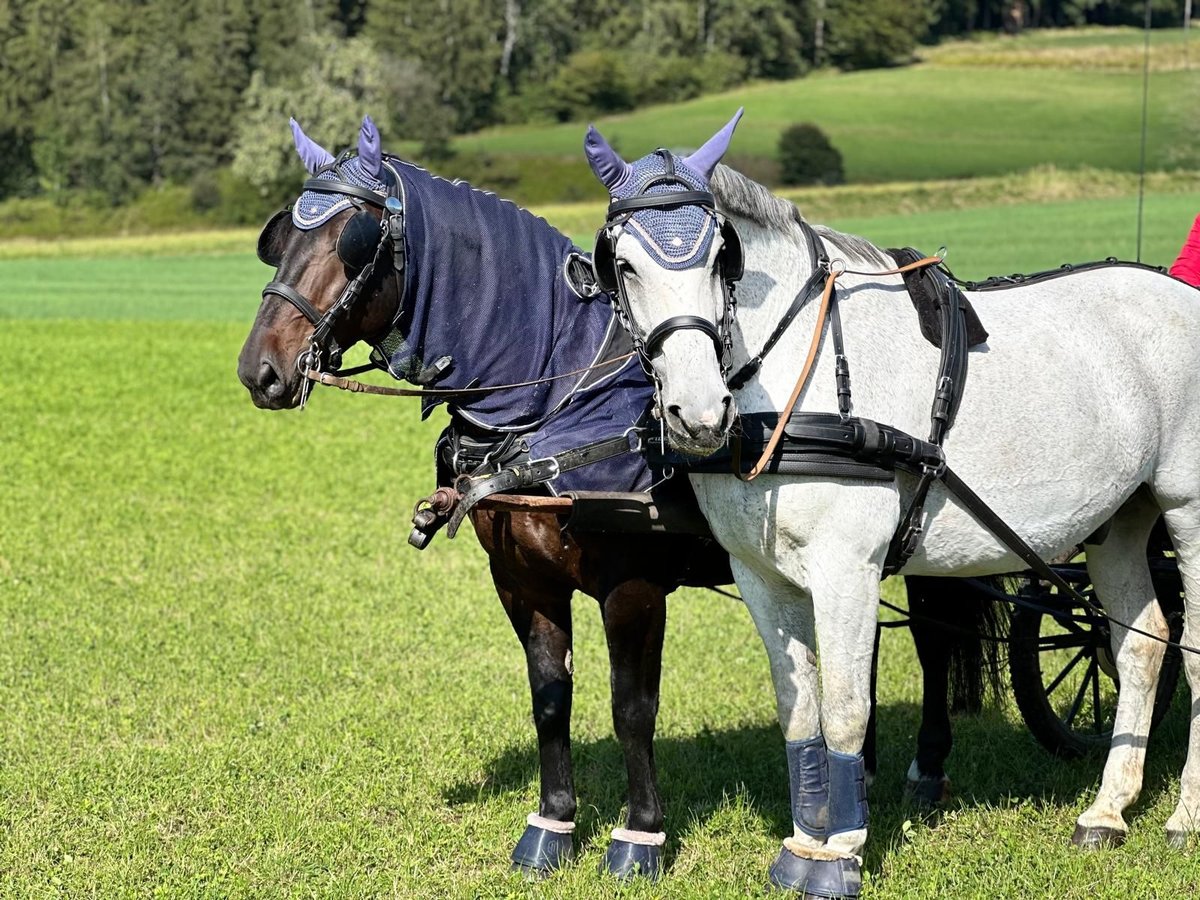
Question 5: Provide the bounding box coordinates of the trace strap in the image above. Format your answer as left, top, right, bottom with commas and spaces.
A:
937, 465, 1200, 657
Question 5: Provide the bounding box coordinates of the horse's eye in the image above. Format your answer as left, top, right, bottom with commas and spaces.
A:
618, 260, 638, 279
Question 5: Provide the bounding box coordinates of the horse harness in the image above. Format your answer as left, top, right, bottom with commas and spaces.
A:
257, 156, 652, 548
594, 172, 958, 573
258, 151, 408, 377
409, 320, 645, 549
601, 182, 1200, 655
594, 150, 744, 377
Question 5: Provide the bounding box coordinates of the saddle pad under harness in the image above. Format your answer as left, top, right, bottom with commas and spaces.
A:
889, 247, 989, 349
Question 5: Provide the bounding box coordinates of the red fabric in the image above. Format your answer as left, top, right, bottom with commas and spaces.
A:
1170, 214, 1200, 287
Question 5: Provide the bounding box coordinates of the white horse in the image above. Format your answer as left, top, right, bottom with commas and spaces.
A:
583, 111, 1200, 895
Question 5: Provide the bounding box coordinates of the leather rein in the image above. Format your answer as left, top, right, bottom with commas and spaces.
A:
302, 352, 636, 399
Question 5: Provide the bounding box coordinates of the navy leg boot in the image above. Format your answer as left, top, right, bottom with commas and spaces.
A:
803, 751, 868, 899
770, 736, 829, 892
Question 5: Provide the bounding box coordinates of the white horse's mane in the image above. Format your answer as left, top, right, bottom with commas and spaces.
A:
709, 164, 889, 267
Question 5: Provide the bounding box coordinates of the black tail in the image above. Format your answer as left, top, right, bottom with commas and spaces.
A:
905, 576, 1010, 713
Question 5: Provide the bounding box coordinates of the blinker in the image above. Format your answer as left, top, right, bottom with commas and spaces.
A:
257, 209, 292, 267
337, 209, 382, 271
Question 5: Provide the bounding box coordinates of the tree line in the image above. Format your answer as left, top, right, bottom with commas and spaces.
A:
0, 0, 1184, 208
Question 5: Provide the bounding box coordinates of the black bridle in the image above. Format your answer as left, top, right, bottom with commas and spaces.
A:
592, 150, 743, 380
258, 151, 407, 374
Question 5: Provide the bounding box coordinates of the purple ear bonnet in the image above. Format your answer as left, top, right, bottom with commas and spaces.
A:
290, 116, 390, 230
611, 154, 716, 270
588, 110, 742, 271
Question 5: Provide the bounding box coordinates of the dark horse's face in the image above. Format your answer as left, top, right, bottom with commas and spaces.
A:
237, 207, 397, 409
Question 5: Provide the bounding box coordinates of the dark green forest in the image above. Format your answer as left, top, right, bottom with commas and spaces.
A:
0, 0, 1187, 219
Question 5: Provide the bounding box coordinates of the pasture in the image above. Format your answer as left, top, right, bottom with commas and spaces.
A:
454, 57, 1200, 186
2, 189, 1200, 897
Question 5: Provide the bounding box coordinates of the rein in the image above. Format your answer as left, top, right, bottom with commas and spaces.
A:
302, 352, 636, 399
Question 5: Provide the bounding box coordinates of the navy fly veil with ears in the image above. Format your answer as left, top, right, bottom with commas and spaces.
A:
285, 117, 658, 494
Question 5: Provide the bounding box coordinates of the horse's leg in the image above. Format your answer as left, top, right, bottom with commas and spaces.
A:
597, 579, 668, 879
492, 566, 580, 874
1159, 500, 1200, 846
903, 576, 954, 807
804, 555, 881, 899
862, 623, 879, 784
729, 560, 826, 891
1073, 491, 1166, 848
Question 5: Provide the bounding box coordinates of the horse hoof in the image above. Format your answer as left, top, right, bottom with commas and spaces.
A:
1166, 829, 1191, 850
510, 823, 574, 875
801, 856, 862, 899
600, 838, 663, 881
767, 846, 815, 891
905, 775, 950, 809
1071, 823, 1126, 850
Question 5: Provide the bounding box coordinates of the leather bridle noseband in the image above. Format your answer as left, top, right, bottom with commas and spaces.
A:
592, 150, 743, 379
259, 151, 407, 376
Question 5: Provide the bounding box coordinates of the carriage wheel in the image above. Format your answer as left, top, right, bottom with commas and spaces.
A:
1008, 571, 1183, 759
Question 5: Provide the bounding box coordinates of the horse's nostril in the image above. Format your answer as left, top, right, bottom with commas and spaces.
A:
720, 394, 736, 430
259, 360, 284, 398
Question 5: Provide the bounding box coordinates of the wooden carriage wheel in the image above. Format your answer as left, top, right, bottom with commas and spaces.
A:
1007, 533, 1184, 759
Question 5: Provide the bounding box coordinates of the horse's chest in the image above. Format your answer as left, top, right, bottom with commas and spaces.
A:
688, 474, 900, 572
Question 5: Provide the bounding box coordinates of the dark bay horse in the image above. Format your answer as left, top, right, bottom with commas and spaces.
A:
236, 116, 1003, 880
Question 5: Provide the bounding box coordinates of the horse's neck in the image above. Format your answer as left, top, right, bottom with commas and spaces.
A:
732, 218, 936, 431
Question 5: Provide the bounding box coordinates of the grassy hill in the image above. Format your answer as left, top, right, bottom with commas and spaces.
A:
424, 27, 1200, 204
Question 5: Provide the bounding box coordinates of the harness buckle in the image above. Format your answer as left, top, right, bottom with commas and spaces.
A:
920, 447, 947, 480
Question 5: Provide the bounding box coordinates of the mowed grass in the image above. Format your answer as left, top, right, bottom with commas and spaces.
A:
2, 196, 1200, 897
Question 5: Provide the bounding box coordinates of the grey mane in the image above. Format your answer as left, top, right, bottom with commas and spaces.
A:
709, 164, 889, 266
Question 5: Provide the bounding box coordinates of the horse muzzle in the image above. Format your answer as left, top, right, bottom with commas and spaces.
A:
662, 393, 736, 456
238, 350, 304, 410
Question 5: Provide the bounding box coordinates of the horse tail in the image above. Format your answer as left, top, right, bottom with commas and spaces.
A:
907, 577, 1010, 713
949, 577, 1010, 712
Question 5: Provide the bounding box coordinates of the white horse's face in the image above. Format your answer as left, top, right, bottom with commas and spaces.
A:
614, 231, 735, 456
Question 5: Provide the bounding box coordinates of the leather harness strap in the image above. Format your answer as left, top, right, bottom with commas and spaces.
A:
736, 252, 944, 482
303, 351, 637, 399
728, 218, 828, 390
607, 190, 717, 216
445, 433, 636, 538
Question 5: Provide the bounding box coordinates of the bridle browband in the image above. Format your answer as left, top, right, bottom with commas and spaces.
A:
593, 150, 743, 383
260, 151, 407, 381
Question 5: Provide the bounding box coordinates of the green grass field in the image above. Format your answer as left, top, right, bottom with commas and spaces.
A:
3, 193, 1200, 897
